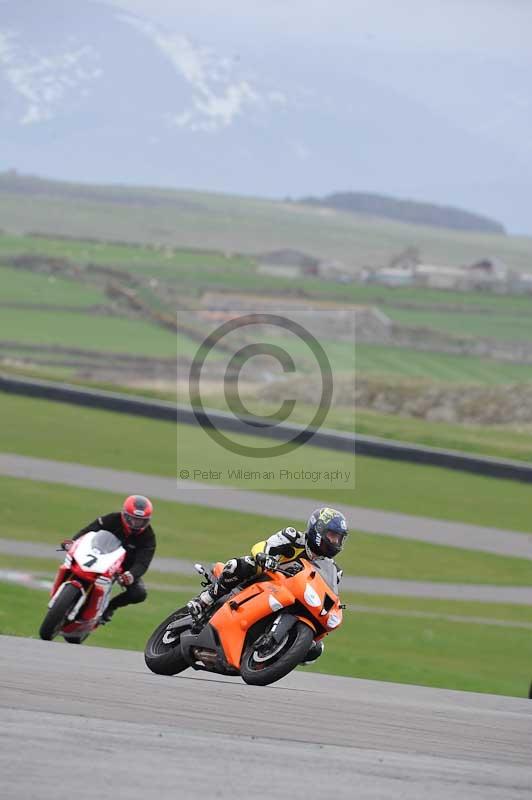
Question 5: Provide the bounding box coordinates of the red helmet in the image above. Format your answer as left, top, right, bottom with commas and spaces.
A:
121, 495, 153, 534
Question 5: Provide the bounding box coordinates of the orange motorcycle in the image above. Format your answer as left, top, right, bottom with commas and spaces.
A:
144, 557, 344, 685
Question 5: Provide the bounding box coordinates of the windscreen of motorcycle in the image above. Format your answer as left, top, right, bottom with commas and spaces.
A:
73, 530, 125, 573
312, 558, 340, 594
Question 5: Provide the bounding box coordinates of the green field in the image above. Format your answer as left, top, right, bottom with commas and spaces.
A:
387, 307, 532, 343
0, 233, 258, 291
2, 580, 531, 697
357, 343, 532, 383
355, 408, 532, 460
2, 393, 532, 534
0, 264, 107, 306
0, 307, 180, 357
0, 232, 254, 272
315, 282, 532, 313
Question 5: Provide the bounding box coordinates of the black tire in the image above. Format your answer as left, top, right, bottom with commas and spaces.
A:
39, 584, 82, 641
63, 633, 89, 644
240, 620, 315, 686
144, 607, 191, 676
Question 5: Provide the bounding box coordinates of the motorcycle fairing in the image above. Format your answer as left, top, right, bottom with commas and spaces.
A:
211, 562, 343, 668
71, 531, 126, 575
208, 581, 296, 668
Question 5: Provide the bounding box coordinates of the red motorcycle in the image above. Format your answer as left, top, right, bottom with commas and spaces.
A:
39, 530, 126, 643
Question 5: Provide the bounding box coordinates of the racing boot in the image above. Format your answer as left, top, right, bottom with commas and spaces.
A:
301, 640, 324, 665
100, 606, 115, 625
186, 588, 215, 621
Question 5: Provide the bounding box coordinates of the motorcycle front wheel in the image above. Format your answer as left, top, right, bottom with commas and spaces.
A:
144, 607, 191, 675
39, 584, 82, 641
240, 620, 314, 686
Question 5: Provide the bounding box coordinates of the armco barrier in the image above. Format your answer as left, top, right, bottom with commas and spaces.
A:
2, 373, 532, 483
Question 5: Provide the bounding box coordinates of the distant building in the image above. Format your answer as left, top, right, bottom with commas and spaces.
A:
508, 271, 532, 295
256, 249, 320, 278
364, 267, 416, 287
414, 264, 468, 290
389, 247, 421, 271
317, 259, 353, 283
357, 249, 532, 295
464, 257, 508, 290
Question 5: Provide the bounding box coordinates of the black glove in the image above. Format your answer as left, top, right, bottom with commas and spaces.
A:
255, 552, 279, 571
118, 570, 135, 586
280, 561, 302, 576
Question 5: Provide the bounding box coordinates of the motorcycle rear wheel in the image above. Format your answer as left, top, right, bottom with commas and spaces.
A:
144, 607, 191, 675
63, 633, 89, 644
241, 620, 314, 686
39, 584, 82, 641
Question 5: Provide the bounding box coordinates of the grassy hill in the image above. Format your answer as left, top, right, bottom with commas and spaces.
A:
299, 191, 505, 234
2, 172, 532, 272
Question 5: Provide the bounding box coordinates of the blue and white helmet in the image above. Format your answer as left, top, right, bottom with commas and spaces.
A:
306, 507, 348, 558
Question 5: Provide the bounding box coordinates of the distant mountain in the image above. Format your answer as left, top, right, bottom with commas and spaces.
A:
3, 171, 503, 236
299, 192, 505, 235
1, 0, 531, 233
0, 170, 202, 210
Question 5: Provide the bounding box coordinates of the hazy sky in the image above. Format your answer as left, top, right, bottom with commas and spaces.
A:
105, 0, 532, 233
109, 0, 532, 56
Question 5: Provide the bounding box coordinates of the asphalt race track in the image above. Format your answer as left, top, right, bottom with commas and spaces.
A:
1, 636, 531, 800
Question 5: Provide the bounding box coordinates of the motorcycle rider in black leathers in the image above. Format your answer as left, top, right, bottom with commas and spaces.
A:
187, 507, 348, 665
61, 495, 155, 623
